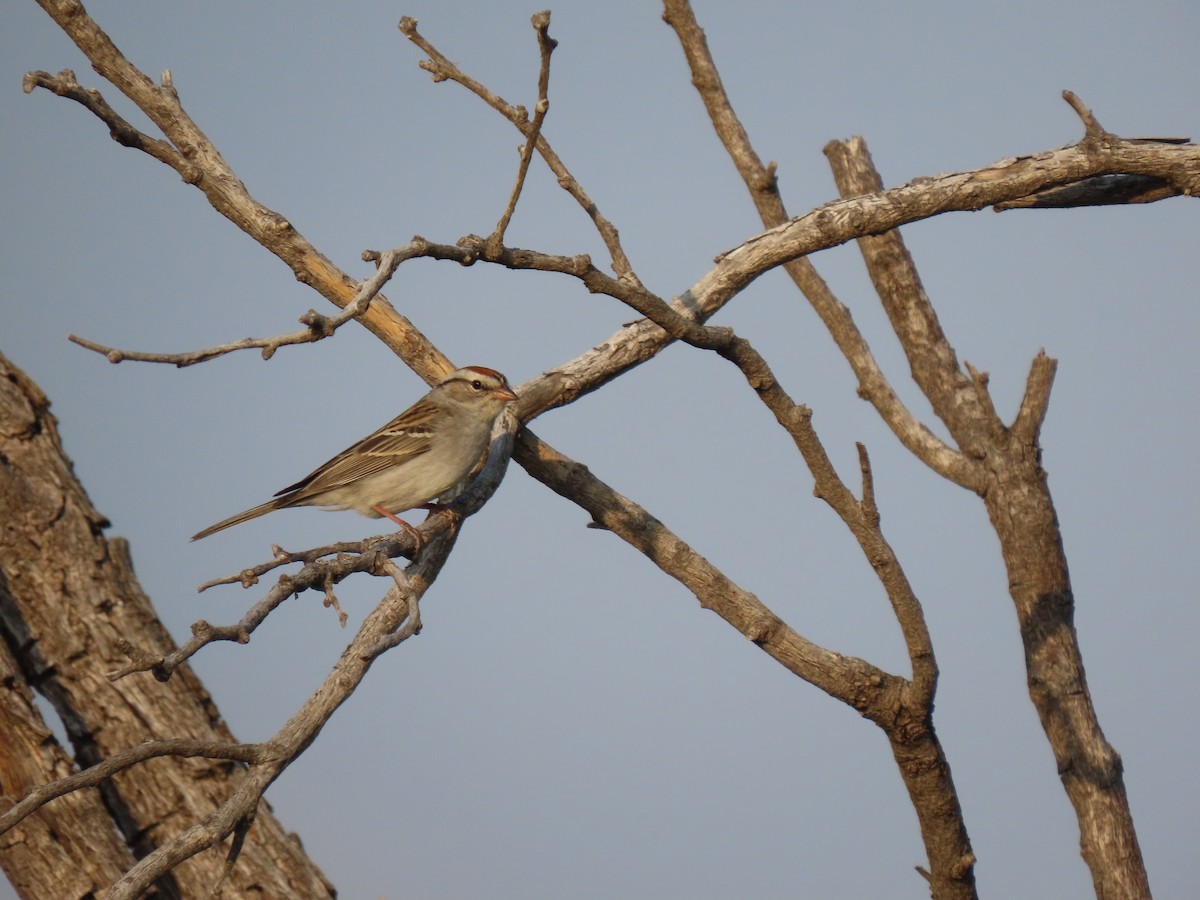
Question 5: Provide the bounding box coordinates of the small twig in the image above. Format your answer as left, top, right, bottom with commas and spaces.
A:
399, 16, 644, 287
114, 533, 421, 682
197, 534, 411, 593
1010, 350, 1058, 447
487, 12, 555, 255
211, 807, 257, 898
69, 248, 406, 367
856, 442, 879, 528
321, 571, 349, 628
363, 560, 423, 658
1063, 89, 1110, 142
22, 68, 199, 181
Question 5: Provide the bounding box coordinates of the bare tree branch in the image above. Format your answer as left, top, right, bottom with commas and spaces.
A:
661, 0, 976, 489
0, 740, 262, 836
825, 137, 998, 453
68, 247, 408, 366
196, 533, 413, 594
22, 67, 197, 178
31, 0, 455, 383
658, 7, 1154, 895
399, 14, 644, 288
514, 431, 892, 699
487, 11, 555, 255
816, 122, 1148, 899
1010, 351, 1058, 447
515, 429, 973, 898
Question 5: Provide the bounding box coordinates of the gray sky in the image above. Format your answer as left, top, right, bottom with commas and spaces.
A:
2, 1, 1197, 897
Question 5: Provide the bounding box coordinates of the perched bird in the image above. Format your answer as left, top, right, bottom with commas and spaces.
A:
192, 366, 518, 543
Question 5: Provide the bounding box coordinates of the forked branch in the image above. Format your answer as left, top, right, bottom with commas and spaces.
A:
400, 14, 644, 288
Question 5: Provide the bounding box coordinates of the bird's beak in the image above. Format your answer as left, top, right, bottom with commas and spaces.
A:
493, 385, 518, 402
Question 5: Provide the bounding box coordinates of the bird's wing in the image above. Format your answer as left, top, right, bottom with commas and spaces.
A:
275, 406, 438, 499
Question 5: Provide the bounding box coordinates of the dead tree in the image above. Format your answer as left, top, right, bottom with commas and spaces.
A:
4, 1, 1196, 897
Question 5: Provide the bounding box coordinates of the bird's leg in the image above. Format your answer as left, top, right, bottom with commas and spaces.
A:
371, 504, 424, 558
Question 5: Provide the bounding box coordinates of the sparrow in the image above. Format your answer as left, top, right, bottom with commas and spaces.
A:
192, 366, 518, 543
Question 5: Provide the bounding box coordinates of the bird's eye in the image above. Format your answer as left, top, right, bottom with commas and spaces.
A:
471, 380, 483, 390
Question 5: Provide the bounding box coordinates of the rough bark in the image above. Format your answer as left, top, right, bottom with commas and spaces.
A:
0, 627, 136, 898
0, 353, 335, 899
979, 457, 1150, 900
824, 139, 1150, 900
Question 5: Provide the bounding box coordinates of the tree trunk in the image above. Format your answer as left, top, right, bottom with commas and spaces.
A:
982, 446, 1150, 899
0, 352, 335, 899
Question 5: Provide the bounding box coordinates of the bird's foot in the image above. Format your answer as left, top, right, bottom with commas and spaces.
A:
371, 504, 424, 558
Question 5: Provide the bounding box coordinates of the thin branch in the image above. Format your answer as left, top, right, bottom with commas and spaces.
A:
856, 442, 937, 703
660, 0, 782, 223
213, 809, 257, 897
856, 443, 879, 526
22, 68, 198, 179
963, 361, 1005, 443
321, 570, 349, 628
111, 523, 441, 682
701, 329, 940, 697
111, 535, 408, 681
69, 247, 407, 367
1063, 89, 1111, 143
196, 533, 409, 593
487, 11, 555, 255
399, 15, 644, 288
362, 560, 423, 658
0, 739, 262, 835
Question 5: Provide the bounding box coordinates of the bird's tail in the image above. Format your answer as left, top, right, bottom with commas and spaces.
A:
191, 498, 283, 541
